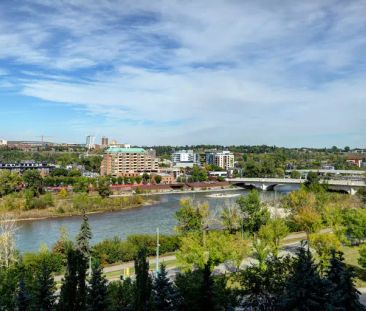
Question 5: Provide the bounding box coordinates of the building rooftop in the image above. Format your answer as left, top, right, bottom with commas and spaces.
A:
106, 147, 146, 153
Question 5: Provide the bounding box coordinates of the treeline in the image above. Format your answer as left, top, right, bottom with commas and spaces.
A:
1, 209, 365, 310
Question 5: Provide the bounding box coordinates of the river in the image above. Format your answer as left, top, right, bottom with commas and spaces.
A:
15, 186, 299, 252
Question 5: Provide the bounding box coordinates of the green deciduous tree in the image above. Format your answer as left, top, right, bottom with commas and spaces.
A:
175, 199, 209, 235
258, 218, 289, 257
96, 178, 112, 198
236, 190, 270, 234
309, 232, 341, 274
23, 170, 44, 196
293, 206, 322, 240
0, 170, 22, 197
359, 245, 366, 269
220, 205, 241, 234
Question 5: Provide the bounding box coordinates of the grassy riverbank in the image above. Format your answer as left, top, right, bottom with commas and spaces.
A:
0, 192, 150, 221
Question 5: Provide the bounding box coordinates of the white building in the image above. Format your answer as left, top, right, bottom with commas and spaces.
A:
213, 151, 235, 170
0, 139, 7, 146
86, 135, 96, 150
171, 150, 200, 167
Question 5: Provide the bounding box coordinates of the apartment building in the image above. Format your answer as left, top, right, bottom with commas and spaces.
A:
101, 146, 158, 176
206, 150, 234, 170
171, 150, 200, 167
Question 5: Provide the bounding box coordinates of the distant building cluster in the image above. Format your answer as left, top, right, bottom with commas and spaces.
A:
0, 161, 56, 175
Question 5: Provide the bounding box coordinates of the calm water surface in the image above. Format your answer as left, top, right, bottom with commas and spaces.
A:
16, 186, 298, 252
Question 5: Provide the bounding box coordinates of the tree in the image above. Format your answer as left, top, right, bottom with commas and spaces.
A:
152, 264, 178, 311
220, 205, 241, 234
279, 244, 329, 310
236, 190, 270, 234
305, 171, 320, 188
154, 175, 162, 184
58, 248, 88, 311
73, 177, 90, 193
32, 258, 56, 311
359, 245, 366, 269
87, 262, 108, 311
240, 255, 293, 311
96, 178, 112, 198
175, 199, 209, 235
309, 232, 341, 274
17, 273, 31, 311
191, 165, 208, 182
258, 218, 289, 257
341, 208, 366, 245
176, 231, 248, 272
0, 170, 22, 197
326, 251, 365, 310
134, 248, 152, 311
290, 170, 301, 179
76, 212, 92, 257
0, 215, 18, 268
293, 206, 322, 240
107, 278, 135, 311
23, 169, 44, 196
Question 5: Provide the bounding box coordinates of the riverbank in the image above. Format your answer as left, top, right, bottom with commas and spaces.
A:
1, 194, 154, 222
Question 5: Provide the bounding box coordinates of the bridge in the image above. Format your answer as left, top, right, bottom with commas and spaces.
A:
226, 178, 366, 195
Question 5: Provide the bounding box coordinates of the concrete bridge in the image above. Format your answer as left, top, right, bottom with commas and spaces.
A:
226, 178, 366, 195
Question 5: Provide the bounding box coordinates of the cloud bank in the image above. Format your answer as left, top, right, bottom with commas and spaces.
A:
0, 0, 365, 146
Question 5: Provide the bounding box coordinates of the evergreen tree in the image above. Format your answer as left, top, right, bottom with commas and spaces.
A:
199, 261, 215, 311
17, 276, 31, 311
32, 259, 56, 311
134, 247, 152, 311
58, 248, 88, 311
279, 244, 330, 310
87, 262, 108, 311
152, 264, 178, 311
326, 251, 365, 310
76, 212, 92, 257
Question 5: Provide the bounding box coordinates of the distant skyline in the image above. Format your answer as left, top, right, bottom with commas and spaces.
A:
0, 0, 365, 147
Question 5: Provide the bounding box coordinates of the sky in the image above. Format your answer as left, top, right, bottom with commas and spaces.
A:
0, 0, 365, 147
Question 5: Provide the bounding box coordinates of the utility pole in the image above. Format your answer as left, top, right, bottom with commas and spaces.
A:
156, 227, 160, 274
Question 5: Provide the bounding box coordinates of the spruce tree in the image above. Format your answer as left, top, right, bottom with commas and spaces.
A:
17, 276, 31, 311
152, 264, 178, 311
279, 244, 329, 310
134, 247, 152, 311
199, 261, 215, 311
32, 259, 56, 311
87, 262, 108, 311
58, 248, 88, 311
76, 212, 92, 257
326, 250, 365, 310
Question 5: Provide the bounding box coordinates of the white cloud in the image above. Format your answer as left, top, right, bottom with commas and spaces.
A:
0, 0, 365, 146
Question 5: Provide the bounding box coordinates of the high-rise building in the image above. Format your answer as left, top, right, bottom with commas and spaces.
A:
171, 150, 200, 167
101, 136, 109, 147
100, 146, 159, 176
206, 150, 234, 170
214, 151, 235, 170
86, 135, 95, 150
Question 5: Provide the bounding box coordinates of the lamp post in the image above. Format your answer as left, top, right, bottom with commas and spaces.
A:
156, 227, 160, 275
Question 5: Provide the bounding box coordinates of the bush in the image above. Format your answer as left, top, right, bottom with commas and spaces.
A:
92, 234, 180, 265
23, 246, 63, 274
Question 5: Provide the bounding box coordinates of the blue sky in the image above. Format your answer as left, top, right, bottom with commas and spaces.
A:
0, 0, 365, 147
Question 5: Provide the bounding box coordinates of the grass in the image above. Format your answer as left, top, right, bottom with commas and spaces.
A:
340, 245, 366, 287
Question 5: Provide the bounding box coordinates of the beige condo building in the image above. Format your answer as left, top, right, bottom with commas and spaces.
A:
101, 147, 159, 176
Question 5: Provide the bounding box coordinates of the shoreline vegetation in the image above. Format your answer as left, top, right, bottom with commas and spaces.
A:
0, 184, 239, 221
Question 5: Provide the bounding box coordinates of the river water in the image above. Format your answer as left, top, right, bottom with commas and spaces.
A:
15, 186, 298, 253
